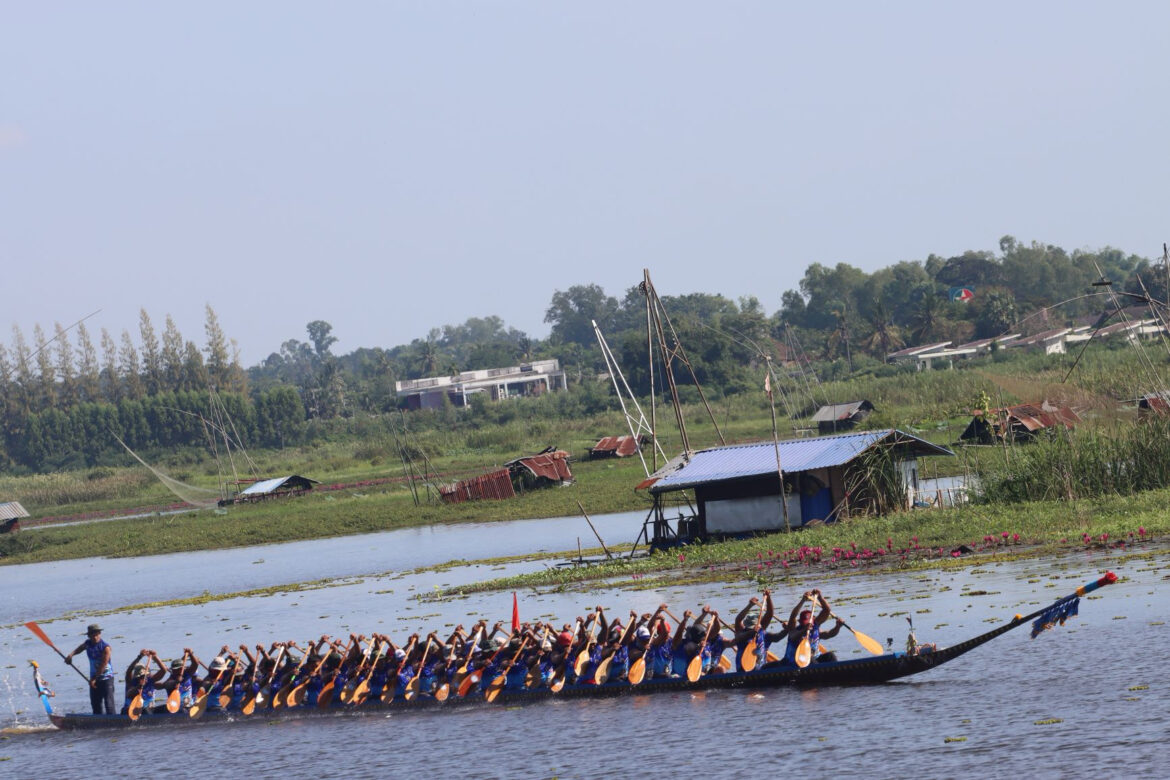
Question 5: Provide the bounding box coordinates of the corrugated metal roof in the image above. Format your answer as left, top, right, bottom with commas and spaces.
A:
238, 475, 319, 496
649, 430, 952, 494
810, 401, 871, 422
0, 501, 30, 521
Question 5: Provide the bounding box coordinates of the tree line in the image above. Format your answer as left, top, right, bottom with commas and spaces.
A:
1, 236, 1161, 473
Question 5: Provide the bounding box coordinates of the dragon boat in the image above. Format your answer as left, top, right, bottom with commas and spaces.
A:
31, 572, 1116, 732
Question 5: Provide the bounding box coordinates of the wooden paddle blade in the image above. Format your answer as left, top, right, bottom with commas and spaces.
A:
549, 670, 565, 692
272, 684, 290, 709
380, 685, 395, 704
218, 691, 231, 708
457, 670, 479, 698
627, 657, 645, 686
166, 688, 181, 713
188, 694, 208, 719
525, 666, 541, 689
766, 649, 780, 663
686, 655, 702, 683
434, 682, 450, 702
573, 649, 590, 678
241, 695, 256, 716
740, 648, 757, 672
403, 678, 420, 701
289, 684, 307, 707
484, 675, 506, 702
127, 695, 143, 721
794, 637, 812, 668
347, 680, 368, 704
317, 685, 335, 708
594, 657, 611, 685
851, 628, 884, 656
717, 654, 731, 672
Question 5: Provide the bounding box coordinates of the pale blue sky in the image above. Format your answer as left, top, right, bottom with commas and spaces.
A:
3, 3, 1168, 364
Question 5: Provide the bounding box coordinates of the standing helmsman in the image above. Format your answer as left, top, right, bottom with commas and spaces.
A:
65, 624, 116, 714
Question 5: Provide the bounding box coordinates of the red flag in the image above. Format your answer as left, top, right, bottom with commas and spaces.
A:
511, 592, 520, 632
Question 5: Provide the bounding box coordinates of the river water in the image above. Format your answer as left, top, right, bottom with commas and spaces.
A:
0, 510, 1165, 779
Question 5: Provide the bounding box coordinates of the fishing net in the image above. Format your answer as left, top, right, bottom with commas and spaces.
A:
113, 435, 221, 509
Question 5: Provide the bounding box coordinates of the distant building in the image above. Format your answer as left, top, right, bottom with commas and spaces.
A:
0, 501, 29, 533
439, 447, 573, 503
960, 402, 1080, 444
810, 400, 874, 434
224, 475, 319, 505
396, 359, 567, 410
640, 429, 953, 546
587, 435, 644, 459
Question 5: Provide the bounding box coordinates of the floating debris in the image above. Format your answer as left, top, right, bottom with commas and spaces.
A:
944, 736, 967, 743
1034, 718, 1063, 726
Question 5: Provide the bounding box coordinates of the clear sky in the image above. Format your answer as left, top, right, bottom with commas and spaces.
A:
3, 3, 1168, 365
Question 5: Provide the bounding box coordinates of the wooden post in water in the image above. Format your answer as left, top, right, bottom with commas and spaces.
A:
577, 500, 614, 560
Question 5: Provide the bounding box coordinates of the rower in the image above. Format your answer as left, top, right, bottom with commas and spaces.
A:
121, 649, 166, 715
780, 590, 837, 665
729, 591, 775, 672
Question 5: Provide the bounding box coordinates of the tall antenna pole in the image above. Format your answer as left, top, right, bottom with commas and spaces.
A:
765, 358, 791, 532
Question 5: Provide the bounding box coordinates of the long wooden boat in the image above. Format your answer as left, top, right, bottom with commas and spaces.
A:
33, 572, 1116, 732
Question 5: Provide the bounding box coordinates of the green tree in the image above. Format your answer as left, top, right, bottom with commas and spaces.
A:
75, 321, 101, 403
139, 309, 163, 395
306, 320, 338, 359
545, 284, 618, 346
203, 304, 231, 390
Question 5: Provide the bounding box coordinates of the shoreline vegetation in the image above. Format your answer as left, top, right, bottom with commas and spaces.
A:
2, 349, 1169, 576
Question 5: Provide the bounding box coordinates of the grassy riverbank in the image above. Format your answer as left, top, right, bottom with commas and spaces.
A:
0, 456, 651, 564
426, 488, 1169, 598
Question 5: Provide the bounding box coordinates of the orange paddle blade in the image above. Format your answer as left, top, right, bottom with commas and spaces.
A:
166, 688, 181, 713
127, 695, 143, 721
794, 637, 812, 668
627, 658, 646, 686
740, 647, 757, 672
686, 655, 702, 683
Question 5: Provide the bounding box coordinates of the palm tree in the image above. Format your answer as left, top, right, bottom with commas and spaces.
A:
910, 292, 947, 344
863, 300, 905, 357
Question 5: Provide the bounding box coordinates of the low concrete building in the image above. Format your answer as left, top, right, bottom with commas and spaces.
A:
396, 359, 567, 410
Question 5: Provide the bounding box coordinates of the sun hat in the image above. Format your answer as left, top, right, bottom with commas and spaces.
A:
209, 656, 227, 672
635, 626, 651, 640
86, 624, 102, 636
169, 658, 183, 670
394, 649, 406, 661
130, 664, 146, 678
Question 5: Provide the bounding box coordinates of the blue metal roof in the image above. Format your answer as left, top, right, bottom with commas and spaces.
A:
648, 429, 952, 494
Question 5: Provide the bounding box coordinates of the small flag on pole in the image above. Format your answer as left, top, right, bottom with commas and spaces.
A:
511, 592, 520, 632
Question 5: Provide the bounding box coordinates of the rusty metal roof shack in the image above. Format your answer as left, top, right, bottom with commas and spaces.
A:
588, 435, 643, 459
505, 448, 573, 491
643, 429, 953, 547
810, 400, 874, 434
960, 402, 1080, 444
439, 469, 516, 503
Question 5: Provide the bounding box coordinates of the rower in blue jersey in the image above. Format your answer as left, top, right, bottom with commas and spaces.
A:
780, 590, 842, 665
121, 649, 167, 714
730, 591, 776, 672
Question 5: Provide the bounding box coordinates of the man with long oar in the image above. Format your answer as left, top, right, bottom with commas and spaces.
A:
62, 624, 117, 715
